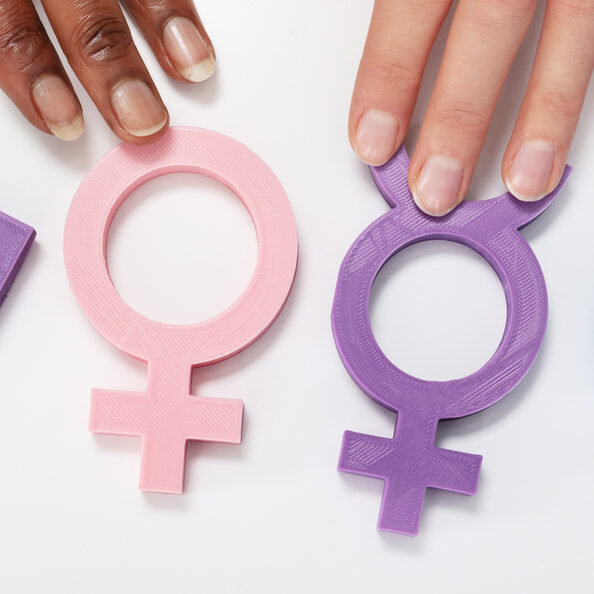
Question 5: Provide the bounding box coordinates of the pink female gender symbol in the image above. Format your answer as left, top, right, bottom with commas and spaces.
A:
64, 127, 298, 494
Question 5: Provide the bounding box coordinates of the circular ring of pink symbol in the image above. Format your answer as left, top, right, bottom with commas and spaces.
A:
64, 127, 298, 494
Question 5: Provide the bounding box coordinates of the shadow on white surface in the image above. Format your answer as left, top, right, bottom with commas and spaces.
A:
35, 119, 96, 174
168, 64, 221, 106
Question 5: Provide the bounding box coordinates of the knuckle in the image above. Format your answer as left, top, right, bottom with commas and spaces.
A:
400, 0, 450, 10
530, 89, 582, 121
553, 0, 594, 19
465, 0, 536, 30
0, 18, 48, 72
432, 101, 489, 130
75, 14, 132, 63
363, 56, 420, 90
127, 0, 187, 24
495, 0, 537, 14
132, 0, 170, 9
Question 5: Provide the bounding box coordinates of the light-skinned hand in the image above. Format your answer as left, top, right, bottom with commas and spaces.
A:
349, 1, 594, 215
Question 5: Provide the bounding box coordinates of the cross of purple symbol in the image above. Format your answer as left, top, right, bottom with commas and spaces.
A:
332, 146, 571, 535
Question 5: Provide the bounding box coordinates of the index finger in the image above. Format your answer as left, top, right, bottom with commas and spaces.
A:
349, 0, 453, 166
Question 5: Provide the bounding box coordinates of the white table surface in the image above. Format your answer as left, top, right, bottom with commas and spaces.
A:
1, 2, 592, 592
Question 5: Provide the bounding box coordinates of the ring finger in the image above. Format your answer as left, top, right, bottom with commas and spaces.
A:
503, 0, 594, 201
349, 0, 453, 166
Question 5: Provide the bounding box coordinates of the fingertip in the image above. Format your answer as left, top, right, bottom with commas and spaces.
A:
162, 16, 216, 83
179, 57, 216, 83
351, 110, 401, 166
409, 154, 464, 217
32, 74, 84, 141
411, 192, 459, 217
51, 114, 85, 142
503, 140, 556, 202
113, 117, 170, 145
110, 79, 169, 139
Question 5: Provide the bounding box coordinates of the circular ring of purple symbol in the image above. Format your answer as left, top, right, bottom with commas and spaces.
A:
332, 146, 571, 535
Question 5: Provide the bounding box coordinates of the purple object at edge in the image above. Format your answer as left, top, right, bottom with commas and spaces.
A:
332, 146, 571, 535
0, 211, 35, 307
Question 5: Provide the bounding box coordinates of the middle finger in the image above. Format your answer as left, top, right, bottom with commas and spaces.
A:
409, 0, 538, 216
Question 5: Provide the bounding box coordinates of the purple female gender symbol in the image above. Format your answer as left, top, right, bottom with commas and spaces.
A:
0, 212, 35, 306
333, 146, 570, 535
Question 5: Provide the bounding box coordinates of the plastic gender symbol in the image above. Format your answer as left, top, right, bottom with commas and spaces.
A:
0, 211, 35, 307
333, 146, 570, 535
64, 127, 298, 494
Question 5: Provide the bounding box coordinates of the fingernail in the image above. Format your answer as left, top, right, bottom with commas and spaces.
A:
163, 16, 215, 82
354, 110, 400, 166
32, 75, 83, 141
111, 80, 168, 137
412, 155, 464, 217
505, 140, 555, 201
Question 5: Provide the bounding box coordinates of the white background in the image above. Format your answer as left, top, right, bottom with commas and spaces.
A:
0, 1, 592, 592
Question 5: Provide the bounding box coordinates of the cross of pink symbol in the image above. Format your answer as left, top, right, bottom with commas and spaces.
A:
64, 127, 298, 494
90, 362, 244, 494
